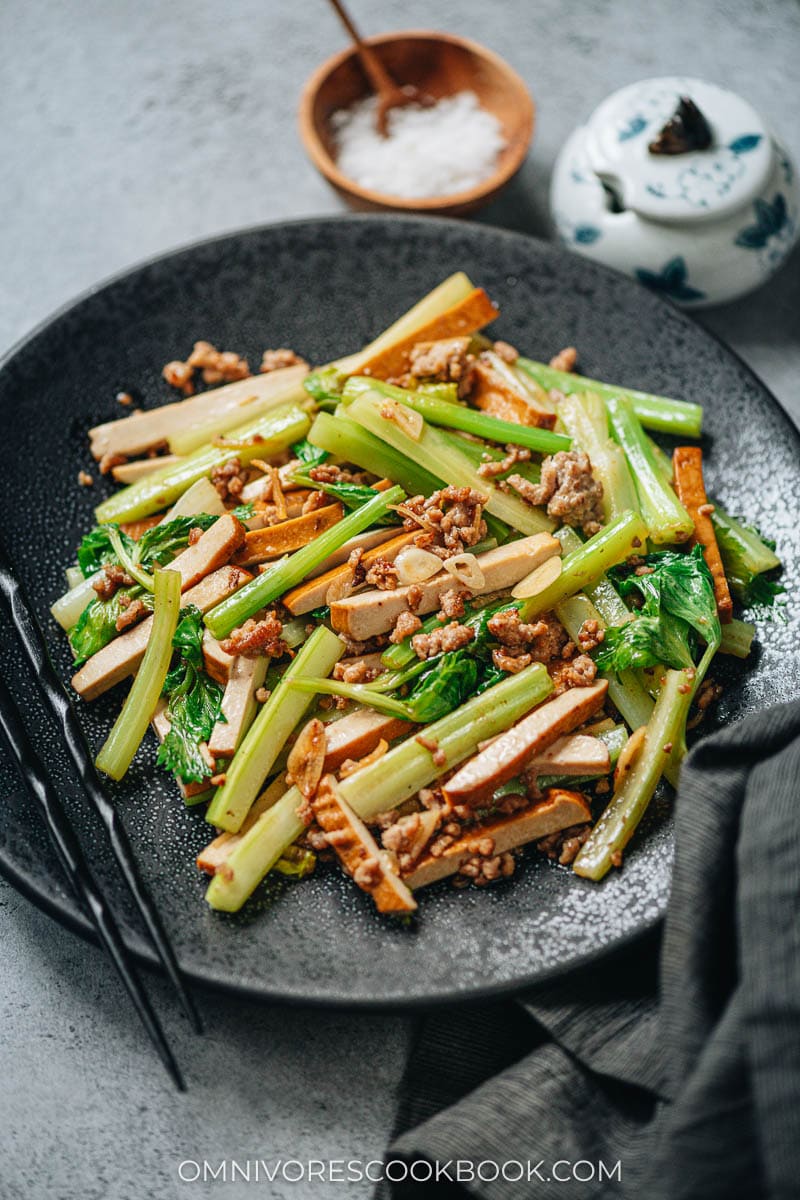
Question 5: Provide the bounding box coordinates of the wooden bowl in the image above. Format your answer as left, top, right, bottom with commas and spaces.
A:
299, 31, 535, 217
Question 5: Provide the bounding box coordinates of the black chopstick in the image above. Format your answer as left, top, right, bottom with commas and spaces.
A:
0, 673, 186, 1089
0, 541, 202, 1035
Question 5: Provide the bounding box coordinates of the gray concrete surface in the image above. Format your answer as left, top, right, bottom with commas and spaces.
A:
1, 2, 798, 1197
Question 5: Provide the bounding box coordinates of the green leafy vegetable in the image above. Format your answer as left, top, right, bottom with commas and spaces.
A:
77, 526, 136, 578
596, 546, 720, 674
302, 369, 344, 407
232, 502, 255, 521
711, 506, 783, 611
273, 846, 317, 879
137, 514, 218, 568
403, 652, 479, 723
157, 605, 224, 784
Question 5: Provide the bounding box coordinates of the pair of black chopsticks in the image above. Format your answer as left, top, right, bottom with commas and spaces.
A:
0, 541, 201, 1089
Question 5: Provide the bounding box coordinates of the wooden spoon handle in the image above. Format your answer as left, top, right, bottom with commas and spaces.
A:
327, 0, 403, 101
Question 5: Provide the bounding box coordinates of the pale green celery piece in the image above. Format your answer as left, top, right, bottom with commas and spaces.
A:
205, 625, 343, 833
51, 571, 104, 631
281, 617, 309, 650
573, 668, 695, 881
555, 526, 632, 626
95, 569, 181, 781
605, 396, 694, 545
65, 565, 83, 589
347, 391, 554, 535
647, 436, 675, 485
519, 510, 648, 620
344, 376, 571, 455
438, 428, 542, 486
170, 384, 310, 455
206, 662, 554, 912
719, 618, 756, 659
308, 411, 444, 497
557, 392, 639, 523
516, 358, 703, 439
94, 405, 310, 525
711, 505, 781, 578
338, 663, 554, 822
204, 485, 404, 639
206, 785, 305, 912
287, 677, 412, 719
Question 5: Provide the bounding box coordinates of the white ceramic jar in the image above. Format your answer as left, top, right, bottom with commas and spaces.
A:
550, 77, 798, 307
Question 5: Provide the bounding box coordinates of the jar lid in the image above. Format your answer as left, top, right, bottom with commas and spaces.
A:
583, 77, 773, 223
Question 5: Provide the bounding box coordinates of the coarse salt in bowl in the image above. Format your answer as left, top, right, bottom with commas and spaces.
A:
299, 31, 535, 216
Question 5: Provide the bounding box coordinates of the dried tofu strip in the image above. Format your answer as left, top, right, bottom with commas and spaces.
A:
443, 682, 608, 808
72, 565, 252, 700
208, 655, 269, 758
405, 789, 592, 890
312, 776, 417, 914
233, 504, 344, 565
283, 530, 417, 616
672, 446, 733, 623
330, 533, 560, 642
471, 352, 557, 430
89, 365, 308, 460
113, 456, 182, 484
322, 709, 414, 773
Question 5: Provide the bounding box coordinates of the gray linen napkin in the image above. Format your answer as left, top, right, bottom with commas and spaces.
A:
379, 700, 800, 1199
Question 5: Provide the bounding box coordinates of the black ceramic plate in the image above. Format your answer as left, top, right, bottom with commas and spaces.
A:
1, 216, 798, 1008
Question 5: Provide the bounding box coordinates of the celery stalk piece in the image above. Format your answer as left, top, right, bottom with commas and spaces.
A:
339, 663, 554, 822
204, 484, 405, 639
646, 436, 674, 486
205, 625, 343, 832
205, 662, 553, 912
65, 565, 83, 589
555, 526, 632, 626
51, 571, 104, 631
573, 668, 695, 881
95, 568, 181, 780
206, 785, 305, 912
344, 376, 572, 455
308, 411, 445, 497
519, 510, 648, 621
288, 677, 413, 719
605, 396, 694, 544
438, 428, 542, 485
710, 505, 781, 600
516, 358, 703, 438
557, 392, 640, 523
94, 405, 310, 525
347, 391, 554, 535
162, 477, 226, 522
719, 617, 756, 659
334, 272, 475, 375
555, 593, 656, 734
169, 383, 310, 455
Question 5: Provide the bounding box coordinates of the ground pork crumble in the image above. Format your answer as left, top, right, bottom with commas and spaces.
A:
537, 822, 592, 865
210, 456, 248, 500
505, 450, 604, 535
405, 337, 475, 396
477, 443, 531, 479
260, 348, 307, 374
411, 620, 475, 660
220, 612, 288, 658
390, 611, 423, 644
92, 563, 133, 600
400, 486, 488, 559
549, 346, 578, 373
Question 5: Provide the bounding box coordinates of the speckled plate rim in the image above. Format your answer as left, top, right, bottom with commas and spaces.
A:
0, 213, 796, 1010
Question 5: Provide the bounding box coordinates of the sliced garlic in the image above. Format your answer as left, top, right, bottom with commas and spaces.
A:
394, 545, 442, 586
443, 552, 485, 591
380, 399, 423, 441
287, 718, 327, 799
511, 554, 562, 599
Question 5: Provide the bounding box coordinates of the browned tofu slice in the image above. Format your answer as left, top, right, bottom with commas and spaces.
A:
71, 564, 252, 701
471, 354, 557, 430
329, 533, 561, 642
282, 530, 417, 616
89, 365, 308, 460
443, 681, 608, 808
312, 776, 417, 914
207, 655, 268, 758
404, 789, 592, 890
322, 709, 414, 773
354, 289, 498, 382
233, 504, 343, 565
202, 630, 235, 684
526, 733, 611, 778
170, 513, 245, 589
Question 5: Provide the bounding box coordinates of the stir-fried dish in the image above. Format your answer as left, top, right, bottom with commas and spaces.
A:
53, 273, 783, 916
